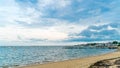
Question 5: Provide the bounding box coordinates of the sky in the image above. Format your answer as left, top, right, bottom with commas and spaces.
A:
0, 0, 120, 45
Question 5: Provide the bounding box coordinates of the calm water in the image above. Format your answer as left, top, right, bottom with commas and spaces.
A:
0, 46, 116, 67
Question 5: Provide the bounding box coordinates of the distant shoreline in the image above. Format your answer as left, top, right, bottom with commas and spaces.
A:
18, 50, 120, 68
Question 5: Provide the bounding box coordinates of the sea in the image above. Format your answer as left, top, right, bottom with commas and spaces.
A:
0, 46, 116, 68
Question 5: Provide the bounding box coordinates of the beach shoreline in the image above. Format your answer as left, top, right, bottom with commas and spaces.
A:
18, 50, 120, 68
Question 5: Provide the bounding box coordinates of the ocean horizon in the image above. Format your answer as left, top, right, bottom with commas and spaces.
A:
0, 46, 116, 68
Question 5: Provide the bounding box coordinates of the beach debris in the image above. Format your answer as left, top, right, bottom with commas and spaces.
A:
93, 60, 113, 66
89, 58, 120, 68
114, 59, 120, 65
117, 66, 120, 68
89, 60, 113, 68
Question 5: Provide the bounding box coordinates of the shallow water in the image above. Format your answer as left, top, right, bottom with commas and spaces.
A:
0, 46, 116, 67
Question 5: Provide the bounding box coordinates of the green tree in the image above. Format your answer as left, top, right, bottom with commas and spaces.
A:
112, 41, 118, 44
118, 44, 120, 46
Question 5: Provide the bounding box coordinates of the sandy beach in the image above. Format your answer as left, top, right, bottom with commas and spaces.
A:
18, 51, 120, 68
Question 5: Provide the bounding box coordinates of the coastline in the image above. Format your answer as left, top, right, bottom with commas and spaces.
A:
18, 50, 120, 68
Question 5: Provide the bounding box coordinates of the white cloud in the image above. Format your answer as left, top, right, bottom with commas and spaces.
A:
0, 26, 69, 42
70, 35, 86, 38
15, 7, 43, 25
0, 0, 20, 25
107, 26, 116, 30
0, 0, 119, 45
0, 0, 17, 7
38, 0, 71, 9
78, 15, 110, 26
51, 23, 88, 34
88, 8, 101, 15
90, 29, 100, 32
0, 21, 88, 43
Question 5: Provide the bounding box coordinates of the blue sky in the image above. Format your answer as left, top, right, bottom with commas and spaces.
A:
0, 0, 120, 45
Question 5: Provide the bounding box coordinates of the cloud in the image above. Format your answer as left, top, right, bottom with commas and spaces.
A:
0, 0, 21, 27
0, 0, 120, 45
0, 26, 69, 42
67, 23, 120, 42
